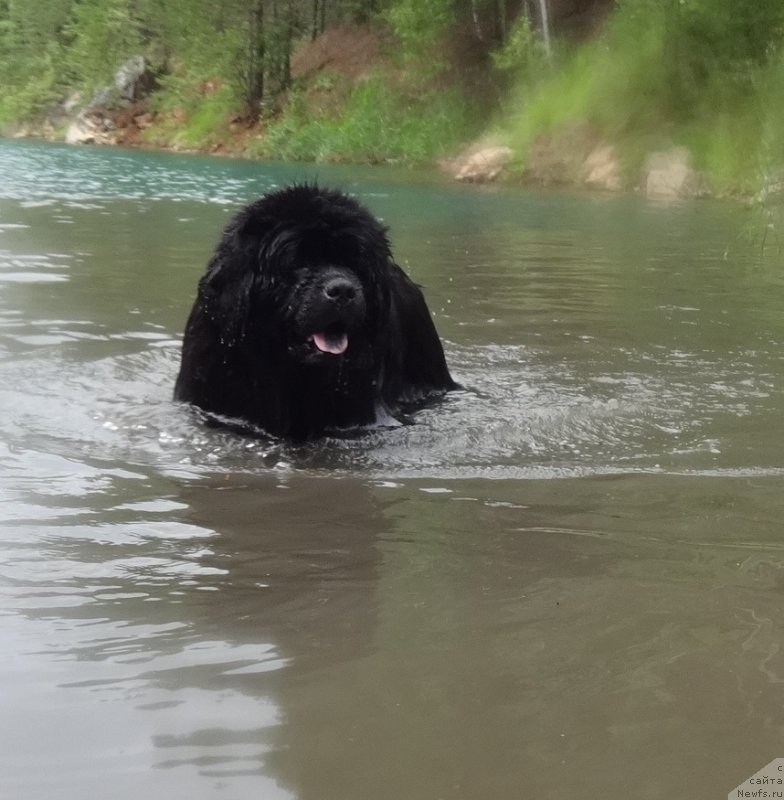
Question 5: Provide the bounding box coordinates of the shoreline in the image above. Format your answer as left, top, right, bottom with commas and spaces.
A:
3, 126, 758, 205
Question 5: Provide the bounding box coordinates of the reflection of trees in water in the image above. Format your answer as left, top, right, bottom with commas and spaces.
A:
179, 474, 385, 670
263, 478, 618, 800
176, 473, 388, 796
11, 469, 385, 794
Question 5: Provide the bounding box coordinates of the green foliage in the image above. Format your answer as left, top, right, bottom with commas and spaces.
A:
64, 0, 143, 92
608, 0, 784, 116
385, 0, 453, 52
491, 15, 547, 80
0, 54, 61, 126
384, 0, 453, 74
258, 76, 479, 164
501, 0, 784, 193
147, 83, 237, 149
0, 0, 71, 122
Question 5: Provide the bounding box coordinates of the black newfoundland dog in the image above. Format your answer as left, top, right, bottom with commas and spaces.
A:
174, 185, 457, 440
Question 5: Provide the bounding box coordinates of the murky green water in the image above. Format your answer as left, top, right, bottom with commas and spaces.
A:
1, 139, 783, 799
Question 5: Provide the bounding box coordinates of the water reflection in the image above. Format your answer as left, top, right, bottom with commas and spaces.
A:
3, 471, 386, 798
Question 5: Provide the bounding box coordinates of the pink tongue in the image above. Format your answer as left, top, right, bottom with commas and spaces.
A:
311, 331, 349, 355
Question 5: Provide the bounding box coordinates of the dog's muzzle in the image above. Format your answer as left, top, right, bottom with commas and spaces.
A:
293, 267, 367, 358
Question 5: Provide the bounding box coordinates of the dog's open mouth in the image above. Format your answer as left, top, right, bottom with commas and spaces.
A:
309, 326, 349, 355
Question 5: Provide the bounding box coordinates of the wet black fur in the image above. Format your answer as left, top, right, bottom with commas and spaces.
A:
174, 185, 457, 440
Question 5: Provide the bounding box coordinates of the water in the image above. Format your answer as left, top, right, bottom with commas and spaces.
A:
1, 139, 783, 799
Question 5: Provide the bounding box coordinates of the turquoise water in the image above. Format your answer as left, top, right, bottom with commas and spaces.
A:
1, 138, 783, 799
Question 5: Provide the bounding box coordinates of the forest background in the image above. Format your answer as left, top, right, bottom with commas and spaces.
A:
2, 0, 784, 196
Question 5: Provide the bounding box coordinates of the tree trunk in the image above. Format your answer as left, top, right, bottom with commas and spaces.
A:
537, 0, 551, 57
312, 0, 320, 40
246, 0, 265, 114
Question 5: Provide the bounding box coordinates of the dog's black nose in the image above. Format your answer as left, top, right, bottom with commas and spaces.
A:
323, 276, 357, 303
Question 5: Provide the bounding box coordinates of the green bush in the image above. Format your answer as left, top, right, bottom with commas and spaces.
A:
258, 76, 479, 165
500, 0, 784, 192
0, 57, 61, 126
144, 80, 238, 149
384, 0, 453, 66
492, 15, 549, 83
63, 0, 143, 94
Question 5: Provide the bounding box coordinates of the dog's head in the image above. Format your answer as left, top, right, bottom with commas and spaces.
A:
202, 185, 391, 370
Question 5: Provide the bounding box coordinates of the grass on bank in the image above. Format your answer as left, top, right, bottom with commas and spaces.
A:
135, 70, 481, 166
499, 0, 784, 194
139, 74, 238, 150
252, 75, 480, 164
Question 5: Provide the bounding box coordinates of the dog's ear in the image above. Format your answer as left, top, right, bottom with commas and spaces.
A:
197, 248, 259, 348
196, 203, 284, 343
381, 262, 457, 402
